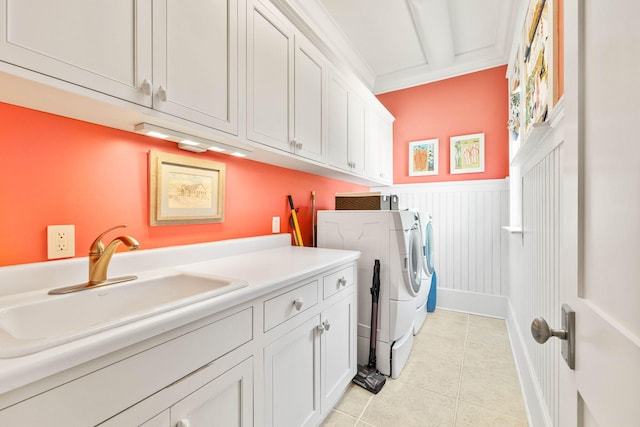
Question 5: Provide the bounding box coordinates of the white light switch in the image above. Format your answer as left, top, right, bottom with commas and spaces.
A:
272, 216, 280, 233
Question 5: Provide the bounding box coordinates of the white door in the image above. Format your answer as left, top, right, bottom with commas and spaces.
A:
153, 0, 238, 134
555, 1, 640, 425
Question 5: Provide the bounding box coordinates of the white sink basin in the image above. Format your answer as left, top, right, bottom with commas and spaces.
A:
0, 273, 248, 358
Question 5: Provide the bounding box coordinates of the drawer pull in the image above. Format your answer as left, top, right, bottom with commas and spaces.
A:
140, 78, 152, 95
176, 419, 191, 427
293, 298, 303, 311
158, 85, 168, 102
338, 277, 347, 287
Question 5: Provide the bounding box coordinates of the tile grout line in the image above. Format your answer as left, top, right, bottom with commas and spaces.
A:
354, 393, 375, 425
452, 313, 470, 425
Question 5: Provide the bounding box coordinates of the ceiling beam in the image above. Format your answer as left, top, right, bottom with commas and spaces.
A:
406, 0, 456, 67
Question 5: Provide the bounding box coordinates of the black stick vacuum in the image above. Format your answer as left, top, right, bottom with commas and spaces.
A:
352, 259, 386, 394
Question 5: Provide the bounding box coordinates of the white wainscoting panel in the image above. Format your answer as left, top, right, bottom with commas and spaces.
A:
372, 179, 509, 298
506, 143, 562, 427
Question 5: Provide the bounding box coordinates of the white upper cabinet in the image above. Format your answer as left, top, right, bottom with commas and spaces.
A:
153, 0, 238, 135
367, 109, 394, 184
328, 72, 350, 170
247, 0, 294, 150
0, 0, 152, 106
347, 92, 367, 175
328, 71, 368, 175
293, 38, 326, 163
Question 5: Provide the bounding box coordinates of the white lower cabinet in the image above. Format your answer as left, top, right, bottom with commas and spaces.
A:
264, 292, 356, 427
107, 357, 253, 427
321, 295, 356, 410
0, 262, 357, 427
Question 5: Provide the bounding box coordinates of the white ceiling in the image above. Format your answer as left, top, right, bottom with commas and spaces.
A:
292, 0, 523, 94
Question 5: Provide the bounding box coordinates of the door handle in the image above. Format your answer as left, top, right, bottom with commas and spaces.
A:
531, 317, 567, 343
530, 304, 575, 370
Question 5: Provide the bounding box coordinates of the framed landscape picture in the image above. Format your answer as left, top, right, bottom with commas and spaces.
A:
450, 133, 485, 174
149, 151, 225, 225
409, 139, 439, 176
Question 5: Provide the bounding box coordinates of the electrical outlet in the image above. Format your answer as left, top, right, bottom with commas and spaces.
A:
272, 216, 280, 233
47, 225, 75, 259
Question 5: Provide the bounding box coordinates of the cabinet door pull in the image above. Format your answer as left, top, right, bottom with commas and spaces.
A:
322, 320, 331, 331
157, 85, 168, 102
296, 142, 303, 150
317, 323, 325, 333
176, 419, 191, 427
140, 78, 152, 95
293, 298, 303, 311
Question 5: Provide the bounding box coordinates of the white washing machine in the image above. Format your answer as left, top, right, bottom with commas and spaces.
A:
317, 210, 422, 378
414, 211, 434, 334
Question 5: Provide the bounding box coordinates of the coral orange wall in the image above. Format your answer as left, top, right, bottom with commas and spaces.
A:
0, 103, 366, 267
376, 65, 509, 184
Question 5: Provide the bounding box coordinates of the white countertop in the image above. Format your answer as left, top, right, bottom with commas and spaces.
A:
0, 238, 359, 395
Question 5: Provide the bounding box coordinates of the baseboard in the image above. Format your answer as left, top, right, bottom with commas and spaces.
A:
436, 288, 508, 318
506, 300, 553, 427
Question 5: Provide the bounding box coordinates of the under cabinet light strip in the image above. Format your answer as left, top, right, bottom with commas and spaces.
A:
133, 123, 251, 157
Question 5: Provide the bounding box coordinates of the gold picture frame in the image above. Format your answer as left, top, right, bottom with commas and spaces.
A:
149, 150, 225, 226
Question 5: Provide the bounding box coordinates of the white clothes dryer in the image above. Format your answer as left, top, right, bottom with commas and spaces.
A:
414, 211, 434, 334
317, 210, 422, 378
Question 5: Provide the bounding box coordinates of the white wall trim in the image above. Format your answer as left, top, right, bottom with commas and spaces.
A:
506, 299, 553, 427
436, 288, 508, 319
373, 178, 509, 193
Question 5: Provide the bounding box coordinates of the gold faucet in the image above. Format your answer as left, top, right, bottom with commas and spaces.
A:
88, 225, 140, 284
49, 225, 140, 295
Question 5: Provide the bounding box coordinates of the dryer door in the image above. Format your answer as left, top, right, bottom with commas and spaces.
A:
424, 220, 435, 276
407, 224, 423, 295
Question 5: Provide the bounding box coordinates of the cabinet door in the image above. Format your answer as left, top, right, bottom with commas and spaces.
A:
321, 294, 357, 411
0, 0, 152, 106
294, 39, 325, 162
171, 357, 253, 427
153, 0, 238, 135
378, 117, 394, 184
328, 73, 350, 171
366, 110, 393, 184
247, 0, 294, 150
264, 316, 321, 427
348, 93, 367, 175
140, 410, 170, 427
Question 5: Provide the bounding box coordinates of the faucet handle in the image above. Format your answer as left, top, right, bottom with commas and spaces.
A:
89, 224, 128, 255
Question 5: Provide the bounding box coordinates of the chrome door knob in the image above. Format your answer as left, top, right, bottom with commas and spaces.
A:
531, 305, 576, 370
531, 317, 567, 343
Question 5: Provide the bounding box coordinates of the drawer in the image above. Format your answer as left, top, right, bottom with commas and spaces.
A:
0, 308, 253, 426
323, 265, 355, 299
264, 280, 318, 332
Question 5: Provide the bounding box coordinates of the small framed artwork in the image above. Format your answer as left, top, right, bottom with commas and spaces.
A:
409, 139, 439, 176
149, 150, 225, 225
450, 133, 485, 174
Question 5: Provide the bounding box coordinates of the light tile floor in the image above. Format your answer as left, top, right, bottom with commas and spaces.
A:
321, 309, 529, 427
